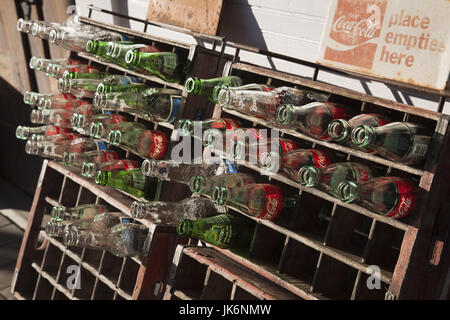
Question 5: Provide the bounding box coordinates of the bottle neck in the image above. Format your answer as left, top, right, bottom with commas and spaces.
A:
95, 170, 109, 186
185, 77, 200, 95
217, 87, 231, 107
63, 229, 104, 249
212, 186, 229, 205
125, 50, 139, 65
86, 39, 99, 53
298, 166, 320, 187
16, 126, 30, 140
141, 159, 161, 177
328, 119, 352, 142
189, 175, 208, 194
81, 162, 96, 178
258, 151, 280, 172
23, 91, 38, 105
30, 109, 49, 124
274, 104, 297, 126
337, 181, 359, 203
177, 219, 194, 237
351, 125, 376, 148
45, 220, 67, 238
62, 152, 76, 166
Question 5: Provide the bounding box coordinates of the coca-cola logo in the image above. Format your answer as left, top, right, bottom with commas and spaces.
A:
265, 196, 279, 219
149, 132, 167, 159
398, 196, 412, 216
332, 15, 378, 40
312, 151, 328, 168
359, 169, 370, 181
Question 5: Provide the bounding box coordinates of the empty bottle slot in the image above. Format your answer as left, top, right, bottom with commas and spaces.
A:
117, 258, 140, 295
248, 224, 286, 268
57, 255, 79, 291
41, 243, 63, 278
200, 270, 233, 300
72, 267, 96, 299
82, 249, 104, 270
232, 286, 259, 300
352, 273, 389, 300
33, 277, 55, 300
170, 254, 208, 299
99, 251, 124, 284
93, 280, 115, 300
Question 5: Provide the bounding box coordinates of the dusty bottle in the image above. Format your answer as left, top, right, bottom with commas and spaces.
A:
259, 148, 333, 177
95, 168, 162, 201
90, 121, 145, 140
177, 214, 254, 250
274, 102, 350, 140
337, 176, 417, 219
141, 159, 220, 184
31, 105, 93, 128
96, 75, 146, 94
63, 148, 119, 168
50, 204, 108, 222
72, 112, 128, 135
81, 159, 139, 178
131, 197, 222, 224
184, 76, 243, 103
107, 41, 161, 69
25, 138, 107, 160
351, 122, 431, 165
107, 127, 168, 160
16, 125, 70, 140
212, 184, 291, 221
94, 88, 183, 123
125, 50, 181, 83
298, 162, 373, 198
190, 173, 256, 197
176, 118, 241, 139
217, 86, 327, 120
64, 222, 148, 257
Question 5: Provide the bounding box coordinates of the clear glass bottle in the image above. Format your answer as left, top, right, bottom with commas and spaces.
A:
49, 28, 124, 52
176, 118, 241, 137
16, 125, 70, 140
351, 122, 431, 165
96, 75, 146, 94
274, 102, 350, 140
95, 168, 162, 201
37, 95, 90, 111
298, 162, 373, 198
23, 91, 67, 106
50, 204, 108, 222
17, 18, 35, 33
125, 50, 181, 83
63, 149, 119, 168
337, 176, 417, 219
72, 112, 128, 135
30, 105, 93, 128
25, 138, 107, 160
184, 76, 243, 103
141, 159, 220, 184
90, 121, 144, 140
47, 62, 101, 79
58, 77, 105, 98
189, 173, 255, 197
131, 197, 221, 224
177, 214, 255, 250
29, 132, 82, 144
81, 159, 139, 178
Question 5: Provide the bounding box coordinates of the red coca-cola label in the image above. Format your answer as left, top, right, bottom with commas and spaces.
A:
45, 126, 70, 136
103, 159, 138, 172
111, 114, 128, 124
147, 130, 168, 160
210, 118, 241, 130
255, 185, 284, 221
309, 149, 332, 168
67, 59, 84, 66
100, 150, 119, 162
279, 139, 298, 154
386, 179, 417, 219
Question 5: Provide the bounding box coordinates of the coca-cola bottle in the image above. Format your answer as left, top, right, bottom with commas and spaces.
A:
90, 121, 145, 140
25, 138, 107, 160
72, 113, 128, 135
141, 158, 220, 184
259, 148, 333, 177
107, 41, 161, 69
212, 184, 291, 221
62, 149, 119, 168
176, 118, 241, 142
58, 76, 105, 98
328, 113, 391, 151
184, 76, 243, 103
47, 62, 101, 79
16, 18, 34, 33
130, 197, 222, 224
23, 91, 68, 106
96, 75, 146, 94
107, 127, 168, 160
81, 159, 139, 178
125, 50, 181, 83
217, 86, 327, 120
64, 222, 148, 257
176, 214, 255, 250
93, 88, 183, 123
85, 39, 117, 63
29, 132, 82, 144
15, 125, 70, 140
37, 94, 91, 111
29, 57, 83, 74
50, 204, 108, 222
30, 14, 90, 40
351, 122, 431, 165
337, 176, 417, 219
274, 102, 350, 140
189, 173, 256, 197
298, 162, 373, 198
30, 105, 93, 128
95, 168, 162, 201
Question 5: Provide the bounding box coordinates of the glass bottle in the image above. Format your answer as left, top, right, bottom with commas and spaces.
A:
37, 95, 90, 111
25, 138, 107, 160
86, 39, 116, 63
30, 105, 93, 128
274, 102, 350, 140
81, 159, 139, 178
337, 176, 417, 219
58, 77, 104, 98
351, 122, 431, 165
29, 132, 82, 144
184, 76, 243, 103
298, 162, 374, 198
107, 41, 161, 69
72, 112, 128, 135
175, 118, 241, 137
64, 222, 148, 258
23, 91, 69, 106
17, 18, 34, 33
131, 197, 221, 224
62, 70, 109, 80
259, 148, 333, 176
95, 168, 162, 201
217, 86, 327, 120
90, 121, 145, 140
47, 62, 101, 79
50, 204, 108, 221
107, 128, 168, 160
125, 50, 181, 83
96, 75, 146, 94
189, 173, 256, 197
29, 57, 82, 73
49, 28, 124, 52
94, 88, 183, 123
141, 159, 220, 184
16, 125, 70, 140
62, 149, 119, 168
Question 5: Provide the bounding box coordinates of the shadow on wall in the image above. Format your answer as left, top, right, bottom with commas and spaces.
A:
110, 0, 130, 28
0, 77, 42, 210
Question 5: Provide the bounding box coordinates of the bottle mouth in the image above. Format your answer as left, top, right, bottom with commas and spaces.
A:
217, 88, 230, 107
107, 130, 121, 145
29, 56, 39, 69
49, 29, 62, 44
58, 77, 72, 93
351, 125, 374, 148
274, 104, 295, 125
89, 122, 98, 137
63, 229, 79, 247
16, 126, 29, 140
328, 119, 351, 142
50, 206, 65, 220
45, 221, 63, 237
130, 201, 147, 219
337, 181, 358, 203
125, 50, 137, 64
23, 91, 37, 105
95, 171, 108, 186
175, 119, 193, 136
141, 159, 158, 176
38, 97, 51, 110
16, 18, 24, 32
106, 42, 115, 56
297, 166, 320, 187
31, 22, 41, 36
25, 140, 38, 155
70, 113, 79, 128
189, 175, 206, 194
184, 78, 197, 93
212, 186, 228, 205
176, 219, 193, 236
30, 109, 44, 124
63, 152, 75, 166
86, 39, 97, 53
93, 92, 106, 108
258, 151, 279, 172
81, 162, 96, 178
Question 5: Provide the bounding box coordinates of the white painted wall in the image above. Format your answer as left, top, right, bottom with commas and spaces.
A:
74, 0, 449, 114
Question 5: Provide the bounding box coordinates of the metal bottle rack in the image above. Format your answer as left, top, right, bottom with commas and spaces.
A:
12, 5, 450, 300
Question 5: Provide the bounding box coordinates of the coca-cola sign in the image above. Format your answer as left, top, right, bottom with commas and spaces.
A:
317, 0, 450, 90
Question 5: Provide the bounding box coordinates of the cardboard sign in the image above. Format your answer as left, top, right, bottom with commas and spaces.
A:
317, 0, 450, 90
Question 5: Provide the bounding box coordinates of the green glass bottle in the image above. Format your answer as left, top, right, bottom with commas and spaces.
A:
95, 168, 162, 201
107, 42, 160, 69
86, 40, 115, 62
125, 50, 181, 83
62, 70, 109, 80
184, 76, 243, 103
177, 214, 255, 250
96, 75, 146, 94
